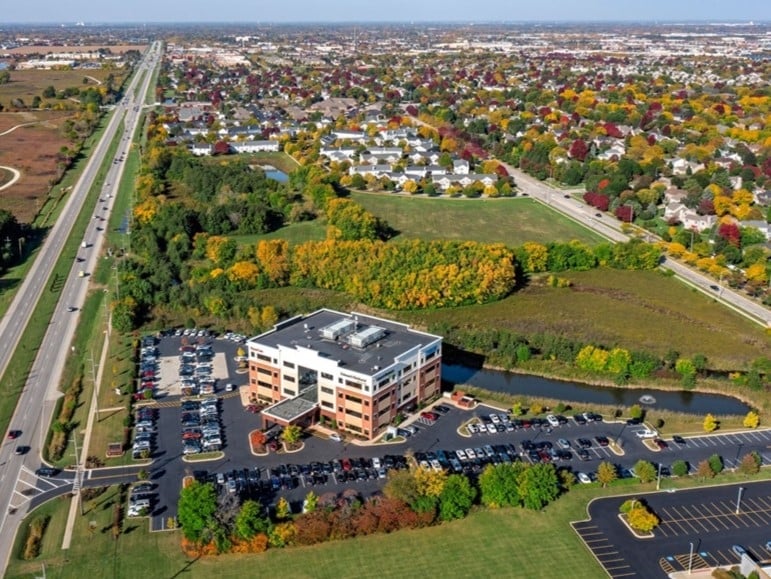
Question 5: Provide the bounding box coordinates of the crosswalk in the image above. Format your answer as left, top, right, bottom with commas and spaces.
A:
7, 466, 73, 512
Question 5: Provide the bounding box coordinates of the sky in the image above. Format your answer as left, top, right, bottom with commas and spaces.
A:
5, 0, 771, 24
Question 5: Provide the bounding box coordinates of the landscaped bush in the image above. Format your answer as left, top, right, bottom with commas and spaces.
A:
21, 515, 50, 560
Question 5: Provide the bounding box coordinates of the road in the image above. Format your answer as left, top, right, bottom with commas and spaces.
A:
500, 162, 771, 327
0, 41, 162, 575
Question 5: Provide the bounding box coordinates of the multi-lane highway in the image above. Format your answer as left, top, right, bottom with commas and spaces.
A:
0, 41, 162, 574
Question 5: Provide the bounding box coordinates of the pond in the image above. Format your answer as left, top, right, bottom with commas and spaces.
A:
442, 364, 750, 416
265, 169, 288, 183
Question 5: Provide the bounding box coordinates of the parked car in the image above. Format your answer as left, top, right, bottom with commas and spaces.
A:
672, 435, 686, 445
577, 472, 592, 484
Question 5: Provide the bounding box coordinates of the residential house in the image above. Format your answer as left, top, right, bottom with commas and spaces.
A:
231, 140, 280, 153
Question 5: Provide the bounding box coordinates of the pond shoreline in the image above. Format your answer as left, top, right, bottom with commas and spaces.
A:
441, 359, 754, 416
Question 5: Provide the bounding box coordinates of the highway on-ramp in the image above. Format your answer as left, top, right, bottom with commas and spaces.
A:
0, 41, 161, 575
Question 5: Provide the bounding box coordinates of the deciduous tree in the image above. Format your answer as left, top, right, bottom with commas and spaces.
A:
596, 462, 618, 487
438, 474, 476, 521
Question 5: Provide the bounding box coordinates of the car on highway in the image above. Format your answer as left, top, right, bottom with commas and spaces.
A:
7, 430, 21, 440
66, 306, 77, 312
14, 445, 29, 455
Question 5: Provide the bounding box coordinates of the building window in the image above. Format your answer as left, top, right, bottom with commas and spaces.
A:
257, 367, 272, 376
283, 361, 295, 369
346, 408, 362, 418
345, 394, 362, 404
257, 380, 272, 389
321, 386, 333, 395
364, 400, 370, 407
321, 372, 333, 380
284, 375, 296, 382
321, 400, 333, 409
284, 389, 296, 397
256, 354, 271, 363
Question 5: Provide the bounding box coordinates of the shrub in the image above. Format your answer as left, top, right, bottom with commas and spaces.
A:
22, 515, 50, 560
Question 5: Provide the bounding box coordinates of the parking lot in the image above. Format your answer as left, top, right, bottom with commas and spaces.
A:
575, 481, 771, 578
127, 331, 771, 536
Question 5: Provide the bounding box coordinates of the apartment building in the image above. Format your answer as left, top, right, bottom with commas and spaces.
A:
247, 309, 442, 440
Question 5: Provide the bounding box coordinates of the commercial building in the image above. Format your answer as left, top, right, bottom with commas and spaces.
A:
247, 309, 442, 440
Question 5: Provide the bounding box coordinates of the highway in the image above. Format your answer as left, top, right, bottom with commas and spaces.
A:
0, 41, 162, 575
502, 162, 771, 327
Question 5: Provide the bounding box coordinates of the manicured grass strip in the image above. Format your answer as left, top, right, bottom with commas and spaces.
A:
351, 193, 604, 246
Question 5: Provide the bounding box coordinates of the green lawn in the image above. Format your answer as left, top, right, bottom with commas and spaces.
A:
351, 193, 604, 246
404, 268, 771, 371
230, 221, 327, 247
7, 487, 604, 579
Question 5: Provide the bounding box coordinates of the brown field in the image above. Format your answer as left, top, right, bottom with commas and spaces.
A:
5, 44, 147, 55
0, 111, 75, 221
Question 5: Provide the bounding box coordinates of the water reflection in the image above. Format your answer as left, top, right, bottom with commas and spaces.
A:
442, 364, 749, 416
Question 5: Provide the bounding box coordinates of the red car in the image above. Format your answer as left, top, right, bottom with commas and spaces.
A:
653, 438, 668, 450
7, 430, 21, 440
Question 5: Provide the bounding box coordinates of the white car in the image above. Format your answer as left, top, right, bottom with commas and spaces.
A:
546, 414, 560, 427
577, 472, 592, 484
329, 433, 342, 442
465, 448, 476, 459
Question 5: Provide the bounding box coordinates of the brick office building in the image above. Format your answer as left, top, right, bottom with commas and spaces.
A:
246, 309, 442, 440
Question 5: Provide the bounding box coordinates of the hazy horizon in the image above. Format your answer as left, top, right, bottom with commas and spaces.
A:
4, 0, 770, 25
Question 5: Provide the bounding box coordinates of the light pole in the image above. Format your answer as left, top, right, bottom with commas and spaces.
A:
735, 486, 745, 515
688, 541, 694, 574
656, 462, 662, 491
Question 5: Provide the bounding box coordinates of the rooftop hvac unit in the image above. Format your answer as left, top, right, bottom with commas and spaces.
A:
348, 325, 386, 348
320, 318, 356, 340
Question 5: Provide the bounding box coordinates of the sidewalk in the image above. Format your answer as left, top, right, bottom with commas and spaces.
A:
62, 326, 110, 549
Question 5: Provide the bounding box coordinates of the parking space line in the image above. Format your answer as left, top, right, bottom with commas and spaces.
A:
702, 503, 731, 530
659, 508, 689, 536
669, 506, 703, 534
686, 505, 721, 532
753, 496, 771, 510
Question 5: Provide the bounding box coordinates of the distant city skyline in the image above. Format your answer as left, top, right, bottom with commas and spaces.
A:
4, 0, 770, 25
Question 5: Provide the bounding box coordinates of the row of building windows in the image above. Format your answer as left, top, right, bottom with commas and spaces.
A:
256, 353, 272, 363
283, 361, 295, 369
257, 367, 273, 376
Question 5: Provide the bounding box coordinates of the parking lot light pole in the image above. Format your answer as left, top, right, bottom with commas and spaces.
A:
735, 487, 745, 515
656, 463, 662, 491
688, 542, 694, 574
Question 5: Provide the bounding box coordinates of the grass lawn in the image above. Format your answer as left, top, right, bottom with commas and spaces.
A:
404, 268, 771, 371
6, 486, 604, 579
351, 193, 604, 246
14, 469, 771, 579
230, 221, 327, 247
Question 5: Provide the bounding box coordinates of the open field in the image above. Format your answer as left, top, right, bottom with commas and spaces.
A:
0, 68, 115, 104
352, 193, 604, 246
402, 268, 771, 371
5, 45, 147, 56
0, 111, 78, 222
230, 221, 327, 247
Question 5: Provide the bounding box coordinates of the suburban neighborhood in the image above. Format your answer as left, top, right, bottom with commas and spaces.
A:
0, 12, 770, 579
